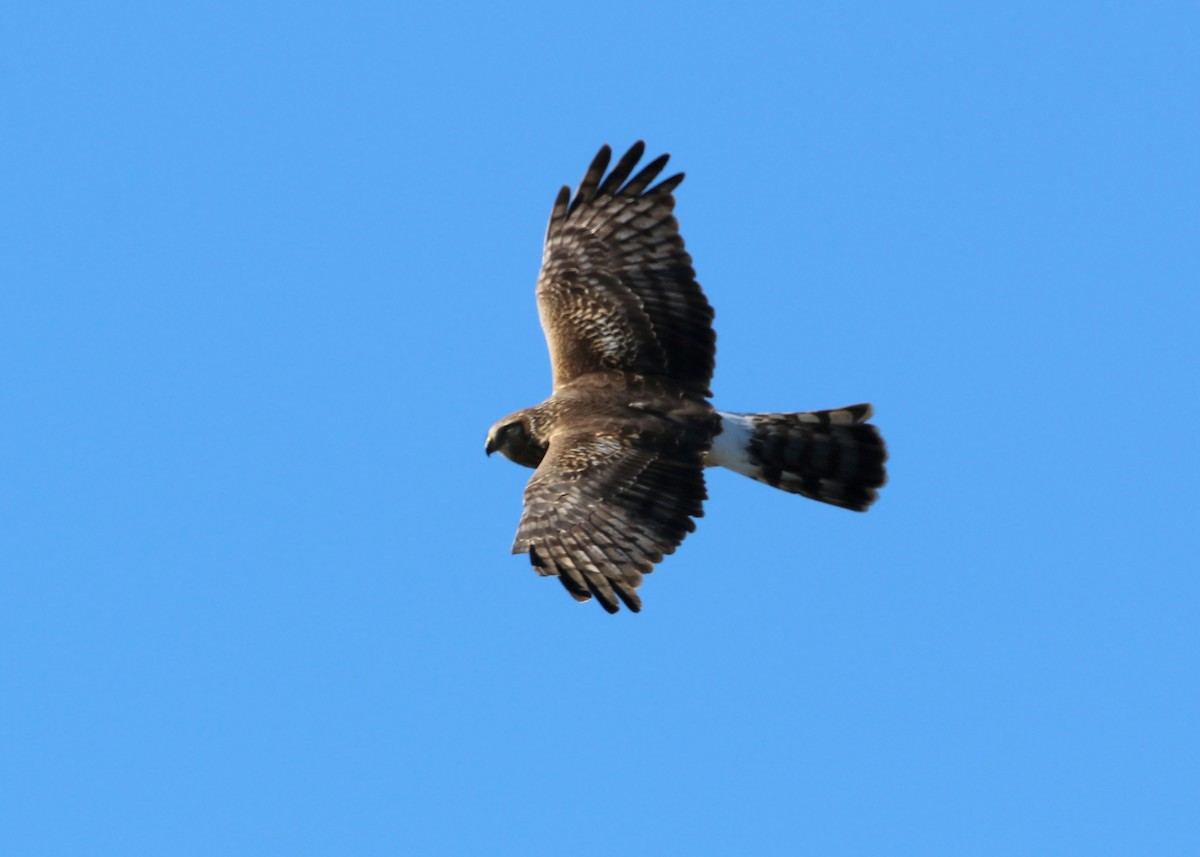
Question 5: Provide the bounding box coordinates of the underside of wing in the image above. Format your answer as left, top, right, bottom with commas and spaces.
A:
537, 142, 716, 396
512, 422, 709, 613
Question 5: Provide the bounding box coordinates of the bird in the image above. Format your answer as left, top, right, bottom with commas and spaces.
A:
486, 142, 887, 613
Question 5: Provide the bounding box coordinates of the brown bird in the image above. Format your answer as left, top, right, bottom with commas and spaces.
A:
487, 142, 887, 613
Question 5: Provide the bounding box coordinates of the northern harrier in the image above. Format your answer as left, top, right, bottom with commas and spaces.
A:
486, 142, 887, 613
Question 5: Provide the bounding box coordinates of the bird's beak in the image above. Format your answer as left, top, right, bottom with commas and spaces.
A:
485, 438, 495, 457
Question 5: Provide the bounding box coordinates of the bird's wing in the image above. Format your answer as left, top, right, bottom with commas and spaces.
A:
536, 142, 716, 396
511, 420, 708, 613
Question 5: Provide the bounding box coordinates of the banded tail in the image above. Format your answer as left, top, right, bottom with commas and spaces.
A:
707, 404, 887, 511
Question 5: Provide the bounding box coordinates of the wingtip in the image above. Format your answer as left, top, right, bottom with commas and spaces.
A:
653, 172, 685, 196
570, 145, 614, 214
623, 151, 673, 196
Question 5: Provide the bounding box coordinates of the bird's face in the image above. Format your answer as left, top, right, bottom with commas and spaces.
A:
485, 414, 546, 469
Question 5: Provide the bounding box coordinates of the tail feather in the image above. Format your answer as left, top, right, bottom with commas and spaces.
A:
708, 405, 887, 511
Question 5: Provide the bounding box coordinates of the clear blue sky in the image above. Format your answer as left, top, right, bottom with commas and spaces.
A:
3, 2, 1197, 854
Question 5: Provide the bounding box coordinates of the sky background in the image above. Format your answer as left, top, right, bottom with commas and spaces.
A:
3, 2, 1197, 855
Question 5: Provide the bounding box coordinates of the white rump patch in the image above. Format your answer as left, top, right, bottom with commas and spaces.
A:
706, 412, 758, 478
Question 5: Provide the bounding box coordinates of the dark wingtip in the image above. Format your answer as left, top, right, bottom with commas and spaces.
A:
597, 141, 648, 197
570, 144, 613, 214
651, 172, 685, 197
557, 574, 593, 603
548, 185, 571, 230
622, 152, 671, 196
612, 580, 643, 613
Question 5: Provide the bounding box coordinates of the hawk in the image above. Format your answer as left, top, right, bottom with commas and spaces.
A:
486, 142, 887, 613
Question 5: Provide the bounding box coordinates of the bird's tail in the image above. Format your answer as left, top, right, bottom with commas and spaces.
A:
708, 404, 887, 511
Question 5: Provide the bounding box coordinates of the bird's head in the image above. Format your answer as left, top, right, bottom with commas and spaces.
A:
486, 411, 547, 469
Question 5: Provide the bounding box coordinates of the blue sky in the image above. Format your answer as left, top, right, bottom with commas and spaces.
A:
3, 2, 1197, 854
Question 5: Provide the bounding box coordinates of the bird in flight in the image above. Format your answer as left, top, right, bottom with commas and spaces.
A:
486, 142, 887, 613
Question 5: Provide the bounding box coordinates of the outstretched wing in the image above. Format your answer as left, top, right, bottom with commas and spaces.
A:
512, 422, 708, 613
537, 142, 716, 397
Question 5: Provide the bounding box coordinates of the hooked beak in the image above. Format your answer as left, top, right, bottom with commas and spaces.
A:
485, 438, 495, 457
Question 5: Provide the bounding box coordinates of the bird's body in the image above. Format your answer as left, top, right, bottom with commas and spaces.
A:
487, 142, 887, 613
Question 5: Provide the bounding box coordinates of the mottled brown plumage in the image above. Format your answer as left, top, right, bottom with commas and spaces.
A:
537, 142, 715, 395
486, 143, 888, 613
